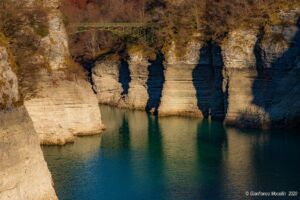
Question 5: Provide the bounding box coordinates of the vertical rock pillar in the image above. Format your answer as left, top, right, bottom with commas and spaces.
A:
92, 58, 124, 106
158, 41, 203, 117
127, 49, 150, 110
221, 29, 269, 128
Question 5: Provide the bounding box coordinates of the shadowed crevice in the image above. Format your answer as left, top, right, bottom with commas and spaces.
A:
146, 52, 165, 115
193, 42, 225, 120
119, 59, 131, 96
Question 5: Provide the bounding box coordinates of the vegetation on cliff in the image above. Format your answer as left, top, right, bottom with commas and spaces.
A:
61, 0, 299, 62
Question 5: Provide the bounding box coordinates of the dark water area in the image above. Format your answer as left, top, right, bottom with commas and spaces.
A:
43, 105, 300, 200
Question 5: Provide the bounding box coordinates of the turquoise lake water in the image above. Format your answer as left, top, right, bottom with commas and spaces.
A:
43, 105, 300, 200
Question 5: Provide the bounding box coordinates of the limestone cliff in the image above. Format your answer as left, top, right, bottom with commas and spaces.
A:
255, 18, 300, 128
158, 41, 203, 117
221, 29, 270, 128
0, 45, 57, 199
222, 15, 300, 128
21, 0, 104, 145
0, 107, 57, 200
24, 71, 104, 145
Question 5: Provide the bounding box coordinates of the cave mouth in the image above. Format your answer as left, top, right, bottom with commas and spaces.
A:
193, 42, 225, 120
119, 59, 131, 96
146, 52, 165, 115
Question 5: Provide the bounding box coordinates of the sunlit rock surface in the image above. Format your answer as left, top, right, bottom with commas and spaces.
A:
92, 59, 124, 106
158, 41, 203, 117
42, 0, 70, 70
25, 71, 104, 145
222, 20, 300, 128
0, 109, 57, 200
222, 29, 270, 128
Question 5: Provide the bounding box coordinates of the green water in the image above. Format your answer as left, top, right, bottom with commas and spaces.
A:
43, 105, 300, 200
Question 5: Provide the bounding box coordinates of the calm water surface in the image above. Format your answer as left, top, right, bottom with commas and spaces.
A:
43, 105, 300, 200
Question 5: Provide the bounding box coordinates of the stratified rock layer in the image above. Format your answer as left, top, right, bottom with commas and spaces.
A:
25, 71, 104, 145
222, 29, 270, 128
158, 41, 203, 117
0, 109, 57, 199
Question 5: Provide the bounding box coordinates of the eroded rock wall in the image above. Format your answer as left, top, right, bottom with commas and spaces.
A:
25, 71, 104, 145
92, 59, 124, 106
0, 44, 57, 200
222, 16, 300, 129
158, 41, 203, 117
221, 29, 270, 128
22, 0, 104, 145
127, 50, 150, 110
0, 107, 57, 200
255, 20, 300, 128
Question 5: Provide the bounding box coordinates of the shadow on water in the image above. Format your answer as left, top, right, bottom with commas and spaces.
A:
146, 115, 166, 199
119, 59, 131, 96
146, 52, 165, 114
252, 18, 300, 127
192, 42, 225, 120
196, 120, 227, 200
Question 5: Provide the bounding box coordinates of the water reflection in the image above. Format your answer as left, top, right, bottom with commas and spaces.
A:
43, 105, 300, 200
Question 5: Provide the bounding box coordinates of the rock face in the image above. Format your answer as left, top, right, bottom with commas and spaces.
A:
127, 50, 150, 110
92, 59, 124, 106
221, 29, 270, 128
21, 0, 104, 145
0, 46, 19, 109
158, 41, 203, 117
222, 19, 300, 128
255, 22, 300, 128
25, 71, 104, 145
0, 107, 57, 200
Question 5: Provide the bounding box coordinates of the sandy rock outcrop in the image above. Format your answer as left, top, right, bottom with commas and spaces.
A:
158, 41, 203, 117
0, 46, 19, 109
25, 71, 104, 145
92, 59, 124, 106
127, 50, 150, 110
222, 29, 270, 128
0, 107, 57, 200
